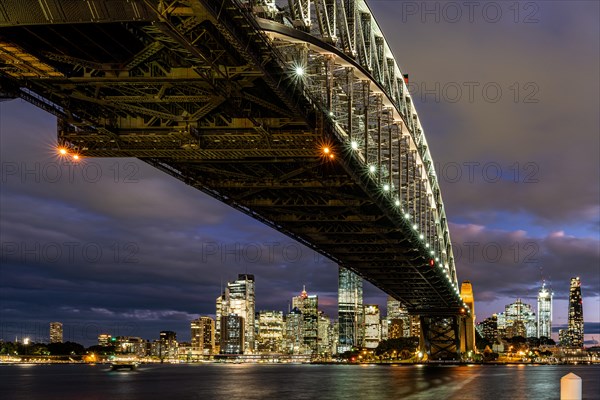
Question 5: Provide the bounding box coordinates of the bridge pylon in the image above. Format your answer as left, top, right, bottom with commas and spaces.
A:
459, 281, 476, 356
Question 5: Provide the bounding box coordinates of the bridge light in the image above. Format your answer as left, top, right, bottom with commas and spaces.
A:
429, 259, 434, 267
394, 199, 400, 206
419, 234, 424, 240
383, 184, 390, 191
404, 213, 410, 219
351, 141, 358, 150
72, 154, 80, 161
329, 111, 334, 117
329, 154, 335, 159
295, 66, 305, 76
430, 250, 434, 255
425, 243, 430, 248
435, 257, 439, 262
58, 147, 67, 155
323, 147, 330, 154
369, 165, 376, 173
412, 224, 417, 230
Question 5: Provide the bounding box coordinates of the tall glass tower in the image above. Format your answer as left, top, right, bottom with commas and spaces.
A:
567, 277, 584, 347
338, 267, 363, 353
225, 274, 256, 353
537, 282, 553, 338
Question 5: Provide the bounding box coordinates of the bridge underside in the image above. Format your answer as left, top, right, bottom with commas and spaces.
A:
0, 0, 470, 358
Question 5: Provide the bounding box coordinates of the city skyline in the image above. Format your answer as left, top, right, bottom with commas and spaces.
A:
1, 1, 598, 347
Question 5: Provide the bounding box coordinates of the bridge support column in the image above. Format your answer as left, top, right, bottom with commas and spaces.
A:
420, 316, 461, 361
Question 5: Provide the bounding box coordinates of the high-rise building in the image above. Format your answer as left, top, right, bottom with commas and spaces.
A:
283, 307, 304, 354
387, 296, 410, 338
257, 310, 284, 353
537, 282, 553, 338
567, 277, 584, 348
292, 286, 318, 355
363, 305, 381, 349
476, 314, 498, 343
191, 316, 215, 355
220, 314, 244, 354
226, 274, 256, 353
215, 293, 225, 347
49, 322, 63, 343
338, 267, 363, 353
317, 312, 333, 356
497, 299, 537, 338
158, 331, 178, 359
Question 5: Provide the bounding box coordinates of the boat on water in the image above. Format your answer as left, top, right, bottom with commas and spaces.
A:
110, 361, 139, 371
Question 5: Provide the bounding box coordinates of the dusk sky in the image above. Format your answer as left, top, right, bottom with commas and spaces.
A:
1, 1, 598, 346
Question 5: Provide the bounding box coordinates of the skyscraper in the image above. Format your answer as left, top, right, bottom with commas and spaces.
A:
292, 286, 318, 355
363, 305, 381, 349
49, 322, 63, 343
158, 331, 178, 359
496, 299, 537, 338
387, 296, 410, 338
283, 307, 304, 354
537, 282, 553, 338
567, 277, 584, 348
220, 314, 244, 354
217, 274, 256, 353
191, 316, 215, 355
338, 267, 363, 353
256, 310, 284, 353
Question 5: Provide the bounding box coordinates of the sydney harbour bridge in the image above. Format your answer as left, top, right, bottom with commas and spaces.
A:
0, 0, 475, 360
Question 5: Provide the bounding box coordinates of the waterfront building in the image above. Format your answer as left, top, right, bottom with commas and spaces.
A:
257, 310, 284, 353
476, 314, 498, 343
317, 312, 333, 356
338, 267, 363, 353
115, 336, 147, 357
292, 286, 319, 354
226, 274, 256, 353
387, 296, 411, 338
363, 305, 381, 349
215, 293, 225, 347
158, 331, 178, 359
49, 322, 63, 343
283, 307, 304, 354
220, 314, 244, 354
191, 316, 215, 355
380, 318, 388, 340
537, 282, 553, 338
497, 299, 537, 338
98, 333, 112, 346
567, 277, 584, 347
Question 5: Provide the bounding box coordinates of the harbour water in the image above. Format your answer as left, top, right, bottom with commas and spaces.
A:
1, 364, 599, 400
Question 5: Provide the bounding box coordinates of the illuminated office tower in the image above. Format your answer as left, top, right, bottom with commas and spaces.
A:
387, 296, 410, 338
225, 274, 256, 353
363, 305, 381, 349
257, 310, 284, 353
338, 267, 363, 353
537, 283, 553, 338
284, 307, 304, 354
159, 331, 178, 359
476, 314, 498, 343
49, 322, 63, 343
191, 316, 215, 355
215, 293, 226, 347
220, 314, 244, 354
497, 299, 537, 338
317, 312, 333, 356
292, 286, 318, 354
567, 277, 584, 348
